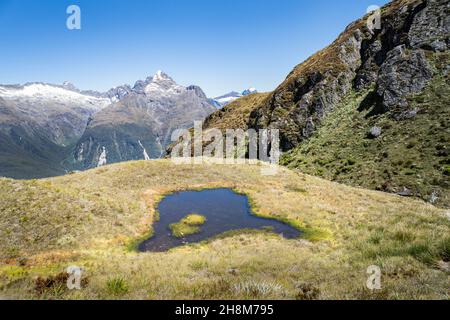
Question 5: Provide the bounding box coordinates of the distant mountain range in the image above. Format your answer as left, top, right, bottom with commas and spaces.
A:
210, 88, 258, 108
0, 71, 217, 178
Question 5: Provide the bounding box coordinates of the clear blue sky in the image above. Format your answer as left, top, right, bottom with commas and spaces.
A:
0, 0, 389, 97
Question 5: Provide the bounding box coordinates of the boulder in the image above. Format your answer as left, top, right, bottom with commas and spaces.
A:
368, 126, 382, 138
397, 187, 413, 197
377, 46, 433, 111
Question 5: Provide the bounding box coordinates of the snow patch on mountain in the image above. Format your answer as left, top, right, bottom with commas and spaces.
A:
138, 140, 151, 160
211, 88, 258, 108
242, 88, 257, 95
77, 145, 84, 161
97, 147, 107, 167
0, 83, 112, 111
153, 70, 166, 82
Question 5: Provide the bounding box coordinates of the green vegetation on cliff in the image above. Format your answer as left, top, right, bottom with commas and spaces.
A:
282, 52, 450, 207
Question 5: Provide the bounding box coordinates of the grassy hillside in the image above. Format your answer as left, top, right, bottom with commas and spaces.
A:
282, 52, 450, 207
0, 160, 448, 299
0, 130, 69, 179
203, 93, 270, 131
198, 0, 449, 208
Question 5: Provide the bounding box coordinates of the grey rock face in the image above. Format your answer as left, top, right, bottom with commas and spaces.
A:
393, 107, 420, 120
186, 85, 208, 100
408, 0, 450, 51
377, 45, 433, 111
106, 85, 133, 101
354, 40, 384, 90
132, 78, 152, 94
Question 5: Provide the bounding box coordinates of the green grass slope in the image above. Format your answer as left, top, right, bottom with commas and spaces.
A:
0, 130, 69, 179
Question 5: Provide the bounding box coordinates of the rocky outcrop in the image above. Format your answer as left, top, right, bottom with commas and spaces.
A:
408, 0, 450, 51
187, 85, 208, 100
377, 45, 433, 111
106, 85, 133, 101
245, 0, 449, 151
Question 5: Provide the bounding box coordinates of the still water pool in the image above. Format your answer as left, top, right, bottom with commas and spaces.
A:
138, 188, 301, 252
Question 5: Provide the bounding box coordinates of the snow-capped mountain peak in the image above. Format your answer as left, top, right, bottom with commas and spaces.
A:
211, 87, 258, 108
144, 70, 183, 96
91, 70, 211, 102
153, 70, 170, 82
242, 87, 257, 95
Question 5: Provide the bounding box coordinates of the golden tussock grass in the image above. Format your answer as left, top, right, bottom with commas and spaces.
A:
0, 159, 448, 299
